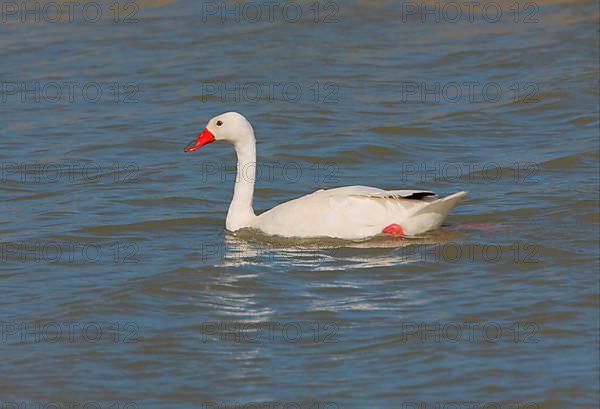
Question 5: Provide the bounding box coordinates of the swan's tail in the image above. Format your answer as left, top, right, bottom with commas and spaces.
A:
403, 191, 468, 235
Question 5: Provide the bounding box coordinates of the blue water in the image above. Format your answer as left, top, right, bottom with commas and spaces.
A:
0, 1, 599, 408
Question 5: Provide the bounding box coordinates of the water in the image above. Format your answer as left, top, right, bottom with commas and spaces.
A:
0, 0, 599, 408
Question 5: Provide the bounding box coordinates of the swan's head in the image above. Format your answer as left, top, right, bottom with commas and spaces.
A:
184, 112, 254, 152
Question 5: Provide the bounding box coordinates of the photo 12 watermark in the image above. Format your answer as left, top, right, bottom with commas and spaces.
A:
1, 2, 140, 24
200, 82, 339, 104
400, 1, 539, 24
201, 404, 338, 409
396, 161, 539, 184
400, 403, 539, 409
1, 82, 140, 104
0, 322, 140, 344
200, 1, 339, 24
200, 321, 340, 344
196, 161, 340, 185
399, 321, 541, 344
396, 242, 540, 264
398, 82, 539, 104
1, 404, 138, 409
0, 242, 140, 264
1, 162, 139, 184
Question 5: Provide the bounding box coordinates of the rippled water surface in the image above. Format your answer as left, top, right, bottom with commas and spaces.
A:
1, 0, 599, 408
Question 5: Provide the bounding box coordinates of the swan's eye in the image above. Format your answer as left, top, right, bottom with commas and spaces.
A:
216, 121, 223, 126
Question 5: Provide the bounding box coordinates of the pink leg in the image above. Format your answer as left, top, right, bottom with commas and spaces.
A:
382, 224, 405, 237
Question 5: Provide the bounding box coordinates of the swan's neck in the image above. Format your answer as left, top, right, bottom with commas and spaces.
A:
226, 137, 257, 231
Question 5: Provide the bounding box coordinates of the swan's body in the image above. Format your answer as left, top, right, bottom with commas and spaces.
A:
185, 112, 467, 240
253, 186, 466, 239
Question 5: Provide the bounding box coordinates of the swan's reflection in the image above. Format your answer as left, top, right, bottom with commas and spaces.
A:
216, 228, 462, 270
189, 229, 465, 320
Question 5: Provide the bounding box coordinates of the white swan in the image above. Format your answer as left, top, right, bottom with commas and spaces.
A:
184, 112, 467, 240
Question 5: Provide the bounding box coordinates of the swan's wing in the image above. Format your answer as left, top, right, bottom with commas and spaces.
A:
320, 185, 437, 201
352, 190, 437, 200
253, 185, 463, 239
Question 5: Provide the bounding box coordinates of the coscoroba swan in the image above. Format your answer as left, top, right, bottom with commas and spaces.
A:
184, 112, 467, 240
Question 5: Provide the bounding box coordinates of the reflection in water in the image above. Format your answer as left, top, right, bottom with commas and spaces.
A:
218, 228, 461, 270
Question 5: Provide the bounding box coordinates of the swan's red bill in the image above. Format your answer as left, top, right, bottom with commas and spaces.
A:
184, 128, 215, 152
